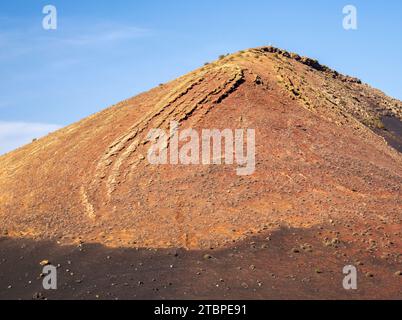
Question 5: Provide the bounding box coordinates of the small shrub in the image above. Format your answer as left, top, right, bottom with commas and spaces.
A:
373, 118, 385, 130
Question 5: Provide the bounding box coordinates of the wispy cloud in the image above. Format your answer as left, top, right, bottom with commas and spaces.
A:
0, 21, 152, 58
0, 101, 10, 109
57, 25, 151, 46
0, 121, 61, 155
0, 30, 33, 59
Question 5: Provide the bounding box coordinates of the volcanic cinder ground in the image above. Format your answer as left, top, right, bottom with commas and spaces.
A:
0, 47, 401, 300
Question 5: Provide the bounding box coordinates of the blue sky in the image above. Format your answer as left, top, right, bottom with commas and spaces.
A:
0, 0, 401, 154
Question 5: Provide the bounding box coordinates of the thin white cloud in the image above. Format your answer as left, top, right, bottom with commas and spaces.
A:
58, 26, 151, 46
0, 101, 10, 109
0, 22, 152, 56
0, 30, 35, 59
0, 121, 61, 155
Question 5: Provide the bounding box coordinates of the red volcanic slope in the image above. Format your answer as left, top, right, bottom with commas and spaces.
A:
0, 47, 401, 252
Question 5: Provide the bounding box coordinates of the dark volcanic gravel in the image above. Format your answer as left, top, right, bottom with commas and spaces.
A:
1, 225, 401, 300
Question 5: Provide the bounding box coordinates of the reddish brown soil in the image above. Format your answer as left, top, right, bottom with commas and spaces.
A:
0, 47, 401, 299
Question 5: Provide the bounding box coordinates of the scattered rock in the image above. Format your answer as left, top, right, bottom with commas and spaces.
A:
32, 292, 44, 300
40, 260, 50, 266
